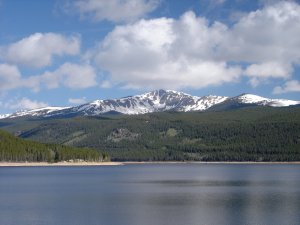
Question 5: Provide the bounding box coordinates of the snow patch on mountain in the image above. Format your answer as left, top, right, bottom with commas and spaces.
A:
235, 94, 300, 107
269, 99, 300, 107
1, 90, 299, 119
8, 107, 70, 118
0, 114, 10, 119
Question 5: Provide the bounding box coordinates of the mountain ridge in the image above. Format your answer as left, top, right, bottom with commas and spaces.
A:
1, 90, 299, 119
2, 107, 300, 162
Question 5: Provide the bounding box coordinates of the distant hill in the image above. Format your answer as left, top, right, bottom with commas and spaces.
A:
1, 107, 300, 162
1, 90, 299, 119
0, 129, 109, 162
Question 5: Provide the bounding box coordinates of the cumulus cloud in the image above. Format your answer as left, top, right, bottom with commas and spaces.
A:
1, 33, 80, 68
68, 97, 87, 104
0, 64, 22, 91
100, 80, 112, 88
40, 63, 98, 89
2, 1, 299, 94
67, 0, 160, 23
0, 62, 97, 93
259, 0, 295, 6
245, 62, 292, 79
2, 97, 48, 110
273, 80, 300, 94
223, 1, 300, 86
92, 12, 241, 90
220, 1, 300, 64
0, 64, 42, 92
88, 1, 300, 90
244, 62, 292, 87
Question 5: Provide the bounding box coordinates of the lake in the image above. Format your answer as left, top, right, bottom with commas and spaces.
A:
1, 163, 300, 225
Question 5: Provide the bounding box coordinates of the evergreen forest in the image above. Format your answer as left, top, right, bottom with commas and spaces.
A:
1, 106, 299, 162
0, 129, 109, 162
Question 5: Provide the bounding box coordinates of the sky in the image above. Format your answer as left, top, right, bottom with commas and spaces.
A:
0, 0, 300, 114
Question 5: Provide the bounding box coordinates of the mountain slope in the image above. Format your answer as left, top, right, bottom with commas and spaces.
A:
8, 107, 70, 118
55, 90, 228, 116
209, 93, 300, 111
1, 90, 299, 119
2, 107, 300, 162
0, 114, 10, 119
0, 129, 108, 162
234, 94, 300, 107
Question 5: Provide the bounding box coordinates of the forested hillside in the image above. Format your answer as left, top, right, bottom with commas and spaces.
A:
0, 129, 109, 162
1, 107, 300, 161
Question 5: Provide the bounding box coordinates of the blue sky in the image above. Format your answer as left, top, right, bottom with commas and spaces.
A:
0, 0, 300, 114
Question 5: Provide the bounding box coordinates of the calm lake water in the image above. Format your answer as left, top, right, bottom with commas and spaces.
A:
1, 163, 300, 225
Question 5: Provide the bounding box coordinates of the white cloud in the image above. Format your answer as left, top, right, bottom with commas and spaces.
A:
100, 80, 112, 88
224, 1, 300, 87
0, 64, 41, 92
3, 97, 48, 110
244, 62, 292, 87
88, 1, 300, 90
220, 1, 300, 64
2, 33, 80, 68
2, 1, 300, 95
92, 12, 241, 90
40, 63, 98, 89
0, 64, 22, 91
0, 62, 97, 92
245, 62, 292, 78
259, 0, 295, 6
68, 97, 87, 104
68, 0, 160, 23
273, 80, 300, 94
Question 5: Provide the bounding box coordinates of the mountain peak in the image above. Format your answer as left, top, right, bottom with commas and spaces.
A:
1, 91, 299, 119
7, 106, 70, 118
235, 93, 268, 104
233, 93, 300, 106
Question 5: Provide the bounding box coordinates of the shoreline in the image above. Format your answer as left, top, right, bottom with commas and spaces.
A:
0, 161, 124, 167
123, 161, 300, 165
1, 161, 300, 167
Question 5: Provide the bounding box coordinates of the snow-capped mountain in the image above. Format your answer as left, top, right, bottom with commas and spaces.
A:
1, 90, 299, 119
209, 93, 300, 111
234, 94, 300, 107
7, 107, 70, 118
60, 90, 228, 116
0, 114, 10, 119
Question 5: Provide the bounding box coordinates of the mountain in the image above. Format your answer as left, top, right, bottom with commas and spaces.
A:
233, 94, 300, 107
7, 107, 70, 118
51, 90, 228, 116
209, 93, 300, 111
1, 90, 299, 119
2, 107, 300, 162
0, 129, 108, 162
0, 114, 10, 119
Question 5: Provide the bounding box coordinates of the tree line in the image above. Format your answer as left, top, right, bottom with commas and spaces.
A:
1, 106, 300, 161
0, 129, 109, 162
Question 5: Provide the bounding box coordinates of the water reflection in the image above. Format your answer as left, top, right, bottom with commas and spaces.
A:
135, 179, 284, 187
0, 164, 300, 225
